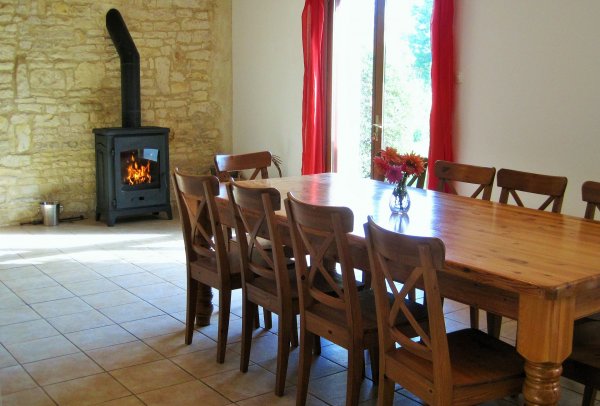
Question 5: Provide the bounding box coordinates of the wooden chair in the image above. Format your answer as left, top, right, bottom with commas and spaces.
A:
172, 169, 242, 363
561, 180, 600, 406
434, 160, 496, 200
285, 193, 427, 406
434, 160, 496, 330
285, 193, 377, 406
364, 216, 524, 405
497, 168, 568, 213
214, 151, 274, 181
582, 180, 600, 220
226, 181, 299, 396
490, 168, 568, 336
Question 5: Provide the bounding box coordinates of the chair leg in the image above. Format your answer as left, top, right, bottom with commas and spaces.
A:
296, 328, 314, 406
275, 312, 292, 396
486, 312, 502, 338
216, 288, 232, 364
469, 306, 480, 329
368, 347, 379, 383
185, 279, 198, 345
240, 299, 256, 372
264, 309, 273, 329
346, 345, 363, 406
253, 306, 260, 329
582, 385, 597, 406
291, 314, 299, 347
313, 334, 321, 355
378, 374, 395, 406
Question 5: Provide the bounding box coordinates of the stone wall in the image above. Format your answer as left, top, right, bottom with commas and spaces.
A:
0, 0, 232, 226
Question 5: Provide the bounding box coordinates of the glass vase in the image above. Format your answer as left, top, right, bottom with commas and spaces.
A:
389, 183, 410, 214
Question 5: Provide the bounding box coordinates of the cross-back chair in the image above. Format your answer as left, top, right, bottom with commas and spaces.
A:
434, 160, 496, 330
227, 181, 299, 396
497, 168, 568, 213
214, 151, 275, 181
364, 216, 524, 405
490, 168, 568, 337
285, 192, 379, 406
561, 180, 600, 406
434, 160, 496, 200
172, 169, 241, 363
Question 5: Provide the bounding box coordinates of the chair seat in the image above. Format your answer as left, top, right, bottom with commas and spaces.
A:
190, 248, 243, 289
308, 290, 428, 336
563, 318, 600, 388
387, 328, 524, 388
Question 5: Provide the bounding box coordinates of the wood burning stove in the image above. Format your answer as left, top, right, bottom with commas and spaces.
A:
94, 127, 172, 226
94, 9, 172, 226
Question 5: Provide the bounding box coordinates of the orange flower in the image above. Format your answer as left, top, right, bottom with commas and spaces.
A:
373, 147, 425, 184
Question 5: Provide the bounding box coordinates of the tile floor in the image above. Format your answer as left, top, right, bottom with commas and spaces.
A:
0, 215, 593, 405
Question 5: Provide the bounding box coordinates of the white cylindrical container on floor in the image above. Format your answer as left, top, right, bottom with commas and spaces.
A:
40, 201, 62, 226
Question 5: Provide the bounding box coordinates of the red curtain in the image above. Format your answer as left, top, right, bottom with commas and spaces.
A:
427, 0, 455, 190
301, 0, 327, 175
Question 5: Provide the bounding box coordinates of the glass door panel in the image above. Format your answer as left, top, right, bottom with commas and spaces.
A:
381, 0, 432, 158
331, 0, 375, 179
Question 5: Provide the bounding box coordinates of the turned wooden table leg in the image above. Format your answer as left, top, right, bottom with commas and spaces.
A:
523, 361, 562, 405
195, 282, 213, 327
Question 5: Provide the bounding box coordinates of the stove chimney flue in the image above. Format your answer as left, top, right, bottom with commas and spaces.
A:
106, 8, 141, 128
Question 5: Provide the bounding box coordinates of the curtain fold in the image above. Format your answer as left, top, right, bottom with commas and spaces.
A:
427, 0, 455, 190
301, 0, 327, 175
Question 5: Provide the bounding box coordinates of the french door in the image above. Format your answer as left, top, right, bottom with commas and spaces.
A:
331, 0, 433, 178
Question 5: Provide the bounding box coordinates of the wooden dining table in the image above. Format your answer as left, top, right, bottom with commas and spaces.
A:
203, 172, 600, 406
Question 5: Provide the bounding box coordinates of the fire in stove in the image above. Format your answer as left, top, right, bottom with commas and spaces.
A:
120, 148, 159, 188
124, 153, 152, 185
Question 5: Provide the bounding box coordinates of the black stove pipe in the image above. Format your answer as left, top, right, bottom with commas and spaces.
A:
106, 8, 141, 128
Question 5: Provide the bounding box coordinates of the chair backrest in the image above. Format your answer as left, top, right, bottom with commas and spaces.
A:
497, 168, 568, 213
364, 216, 450, 401
227, 182, 291, 298
172, 169, 230, 278
214, 151, 273, 181
284, 192, 363, 333
434, 160, 496, 200
582, 181, 600, 220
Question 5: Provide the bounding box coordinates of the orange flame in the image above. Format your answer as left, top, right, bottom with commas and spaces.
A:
124, 154, 152, 185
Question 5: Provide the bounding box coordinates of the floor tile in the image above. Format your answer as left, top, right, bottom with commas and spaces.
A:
5, 335, 79, 364
137, 379, 230, 406
23, 352, 103, 386
0, 304, 40, 326
15, 285, 74, 304
86, 340, 164, 370
0, 319, 59, 345
109, 272, 164, 289
127, 282, 185, 300
63, 278, 121, 296
0, 365, 38, 395
81, 290, 141, 309
44, 372, 131, 405
143, 330, 216, 357
110, 359, 194, 394
3, 274, 58, 292
65, 324, 138, 351
201, 364, 278, 402
0, 344, 18, 368
99, 300, 165, 323
31, 296, 94, 318
0, 292, 25, 310
0, 387, 56, 406
171, 348, 240, 379
0, 265, 44, 282
99, 395, 146, 405
49, 268, 103, 284
145, 293, 186, 313
120, 314, 184, 339
47, 309, 114, 334
308, 370, 376, 406
236, 387, 329, 406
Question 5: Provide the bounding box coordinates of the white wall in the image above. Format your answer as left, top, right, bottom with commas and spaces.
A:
232, 0, 305, 177
456, 0, 600, 216
232, 0, 600, 216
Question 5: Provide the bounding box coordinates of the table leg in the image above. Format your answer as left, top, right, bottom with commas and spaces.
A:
522, 361, 562, 405
517, 294, 575, 406
195, 282, 213, 327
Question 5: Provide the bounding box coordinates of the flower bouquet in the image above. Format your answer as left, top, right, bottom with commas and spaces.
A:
373, 147, 426, 214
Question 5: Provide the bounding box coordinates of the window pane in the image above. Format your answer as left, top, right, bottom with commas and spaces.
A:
382, 0, 432, 157
331, 0, 375, 178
